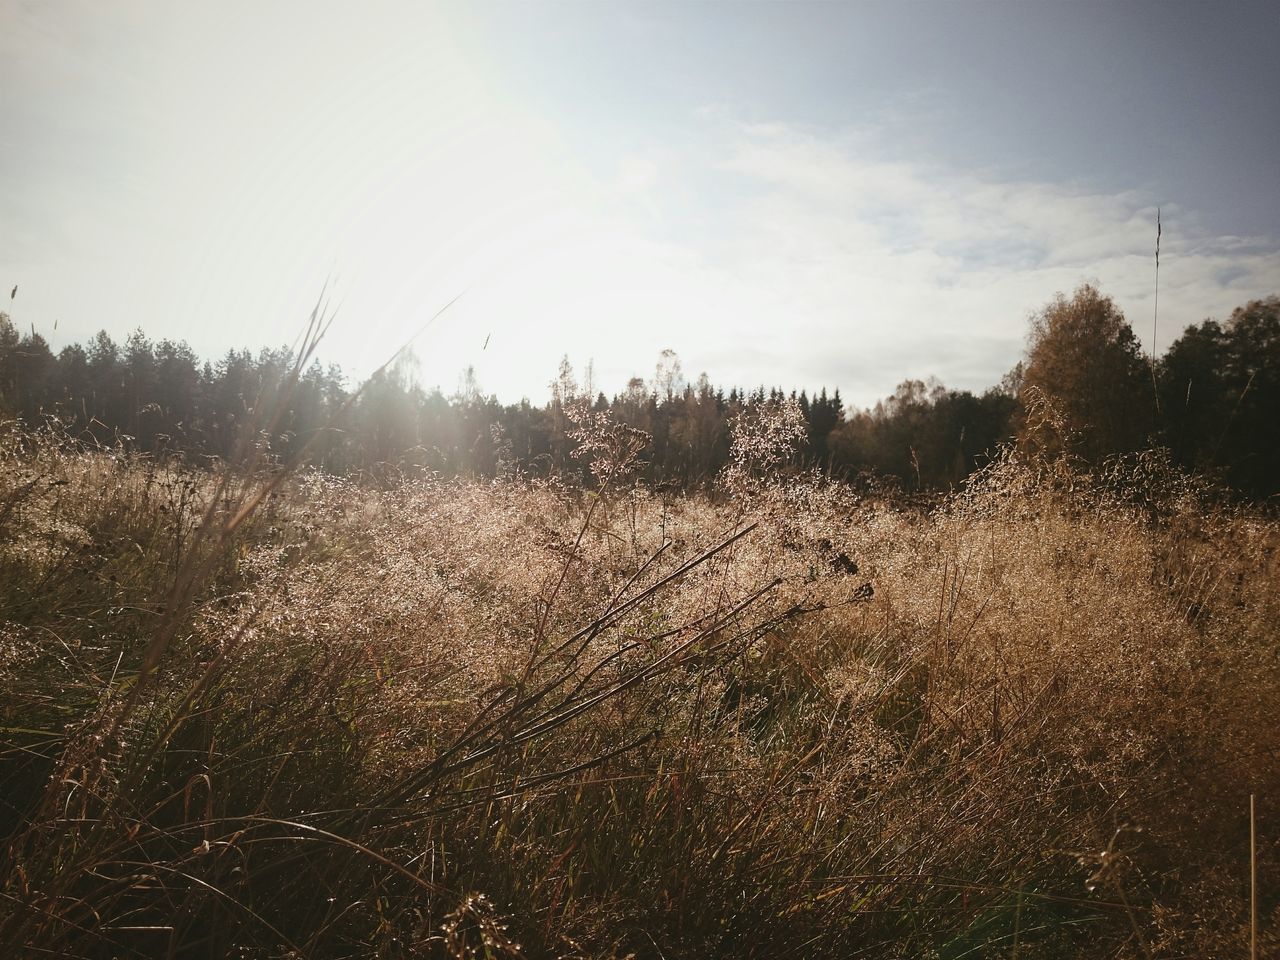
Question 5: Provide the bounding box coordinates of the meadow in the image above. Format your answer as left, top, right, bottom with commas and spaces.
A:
1, 400, 1276, 958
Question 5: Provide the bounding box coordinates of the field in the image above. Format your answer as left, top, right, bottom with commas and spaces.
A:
1, 408, 1277, 959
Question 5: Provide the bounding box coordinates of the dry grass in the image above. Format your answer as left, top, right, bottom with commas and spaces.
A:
0, 404, 1276, 958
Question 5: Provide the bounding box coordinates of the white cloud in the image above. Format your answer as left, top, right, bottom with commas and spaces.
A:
498, 118, 1278, 407
173, 118, 1280, 405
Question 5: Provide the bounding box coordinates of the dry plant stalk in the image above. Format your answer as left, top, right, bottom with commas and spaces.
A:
0, 388, 1276, 959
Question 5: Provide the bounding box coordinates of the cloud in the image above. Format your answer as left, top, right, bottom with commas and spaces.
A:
332, 116, 1279, 406
574, 119, 1279, 406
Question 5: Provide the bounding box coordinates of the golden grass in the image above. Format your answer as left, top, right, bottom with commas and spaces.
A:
0, 408, 1276, 958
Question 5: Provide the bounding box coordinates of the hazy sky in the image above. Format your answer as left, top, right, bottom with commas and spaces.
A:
3, 0, 1278, 406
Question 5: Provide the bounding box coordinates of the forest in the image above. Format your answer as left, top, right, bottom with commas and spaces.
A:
2, 285, 1278, 499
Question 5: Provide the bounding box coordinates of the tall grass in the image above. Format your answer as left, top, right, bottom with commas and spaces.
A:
1, 398, 1276, 958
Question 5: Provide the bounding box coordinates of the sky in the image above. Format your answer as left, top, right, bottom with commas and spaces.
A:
3, 0, 1278, 407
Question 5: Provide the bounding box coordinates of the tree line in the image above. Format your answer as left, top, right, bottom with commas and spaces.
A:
1, 286, 1276, 497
